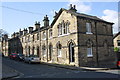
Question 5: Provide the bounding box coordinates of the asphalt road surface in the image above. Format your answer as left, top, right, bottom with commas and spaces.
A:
2, 57, 120, 79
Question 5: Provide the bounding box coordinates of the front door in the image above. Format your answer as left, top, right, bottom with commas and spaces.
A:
49, 45, 53, 61
69, 42, 75, 62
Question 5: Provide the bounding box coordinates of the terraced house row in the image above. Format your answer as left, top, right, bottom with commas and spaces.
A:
1, 4, 116, 67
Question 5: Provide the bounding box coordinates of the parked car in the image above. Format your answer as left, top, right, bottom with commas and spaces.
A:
17, 53, 25, 61
2, 53, 4, 57
9, 53, 18, 59
24, 55, 40, 64
117, 61, 120, 68
116, 52, 120, 69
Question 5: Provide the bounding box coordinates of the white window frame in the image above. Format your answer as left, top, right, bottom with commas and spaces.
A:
43, 32, 46, 40
117, 40, 120, 47
87, 47, 93, 57
60, 25, 62, 35
86, 22, 92, 34
43, 47, 46, 57
66, 21, 70, 34
63, 25, 66, 34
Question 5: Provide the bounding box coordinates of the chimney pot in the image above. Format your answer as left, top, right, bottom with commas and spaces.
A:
70, 4, 72, 9
73, 5, 76, 9
28, 27, 33, 33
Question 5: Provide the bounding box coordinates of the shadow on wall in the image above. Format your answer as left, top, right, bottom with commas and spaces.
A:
8, 37, 23, 55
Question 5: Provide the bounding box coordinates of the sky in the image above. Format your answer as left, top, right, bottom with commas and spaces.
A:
0, 0, 119, 37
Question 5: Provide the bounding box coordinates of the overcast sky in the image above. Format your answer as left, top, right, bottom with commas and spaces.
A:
0, 0, 118, 36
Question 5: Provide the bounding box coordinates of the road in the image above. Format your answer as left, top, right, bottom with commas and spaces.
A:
2, 57, 120, 78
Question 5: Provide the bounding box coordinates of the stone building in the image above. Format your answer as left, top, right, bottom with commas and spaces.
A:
0, 37, 2, 53
8, 32, 23, 55
114, 32, 120, 48
6, 4, 116, 67
1, 34, 9, 56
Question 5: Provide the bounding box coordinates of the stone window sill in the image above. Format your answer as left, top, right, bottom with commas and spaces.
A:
87, 55, 93, 57
57, 55, 62, 57
58, 33, 70, 37
86, 32, 93, 34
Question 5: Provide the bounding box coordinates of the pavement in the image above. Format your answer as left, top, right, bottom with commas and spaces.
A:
2, 64, 20, 80
40, 62, 116, 71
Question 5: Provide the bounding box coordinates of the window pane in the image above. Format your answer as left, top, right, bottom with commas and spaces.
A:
118, 40, 120, 46
87, 48, 93, 57
86, 23, 91, 33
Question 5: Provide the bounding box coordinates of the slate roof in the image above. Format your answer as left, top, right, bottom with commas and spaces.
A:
113, 32, 120, 39
51, 8, 114, 26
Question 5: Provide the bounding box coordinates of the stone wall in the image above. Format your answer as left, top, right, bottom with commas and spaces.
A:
77, 18, 116, 67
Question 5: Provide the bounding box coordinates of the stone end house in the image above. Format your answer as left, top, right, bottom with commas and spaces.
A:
1, 34, 9, 56
2, 4, 116, 67
114, 32, 120, 49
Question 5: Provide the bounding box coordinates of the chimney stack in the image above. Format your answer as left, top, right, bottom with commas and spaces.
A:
19, 29, 23, 36
28, 27, 33, 33
43, 15, 49, 27
73, 5, 76, 9
4, 34, 8, 40
12, 32, 15, 38
53, 11, 58, 18
35, 21, 40, 30
69, 4, 77, 12
23, 28, 28, 35
15, 32, 19, 37
70, 4, 73, 9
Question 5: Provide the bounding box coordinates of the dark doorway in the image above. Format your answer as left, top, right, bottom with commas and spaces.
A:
28, 46, 30, 55
32, 47, 34, 55
37, 46, 39, 57
69, 42, 75, 62
49, 44, 53, 61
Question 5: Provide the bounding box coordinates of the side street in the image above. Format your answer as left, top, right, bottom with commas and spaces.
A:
2, 56, 120, 79
0, 2, 120, 80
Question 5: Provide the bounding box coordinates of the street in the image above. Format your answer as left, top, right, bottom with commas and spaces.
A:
2, 57, 120, 79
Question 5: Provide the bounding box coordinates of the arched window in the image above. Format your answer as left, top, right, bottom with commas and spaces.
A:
86, 40, 93, 57
62, 20, 65, 34
57, 42, 62, 57
66, 20, 70, 33
57, 20, 70, 36
28, 35, 30, 42
49, 29, 52, 38
59, 24, 62, 35
42, 44, 46, 56
42, 31, 46, 39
